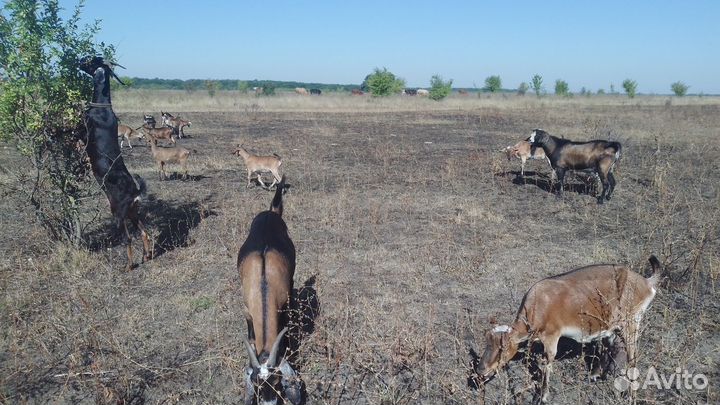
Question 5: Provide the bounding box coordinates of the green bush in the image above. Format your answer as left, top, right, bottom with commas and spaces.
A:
205, 80, 219, 97
0, 0, 112, 245
517, 82, 529, 96
364, 67, 405, 97
671, 81, 689, 97
237, 80, 249, 93
429, 75, 452, 101
555, 79, 570, 97
484, 75, 502, 93
531, 74, 544, 97
262, 83, 276, 96
622, 79, 637, 98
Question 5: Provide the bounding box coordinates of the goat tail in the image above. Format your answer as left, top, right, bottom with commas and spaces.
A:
646, 255, 662, 285
270, 176, 286, 214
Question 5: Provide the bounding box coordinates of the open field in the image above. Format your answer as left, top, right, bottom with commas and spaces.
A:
1, 93, 719, 404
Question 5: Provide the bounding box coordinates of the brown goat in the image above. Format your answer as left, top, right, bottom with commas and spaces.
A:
140, 124, 176, 145
148, 138, 191, 180
161, 111, 192, 138
505, 140, 552, 177
117, 124, 144, 149
528, 129, 621, 204
233, 144, 283, 189
474, 256, 661, 403
237, 178, 301, 405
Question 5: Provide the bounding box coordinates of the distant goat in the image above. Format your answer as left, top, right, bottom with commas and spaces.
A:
117, 124, 144, 149
147, 138, 192, 180
474, 256, 661, 403
161, 111, 192, 138
417, 89, 429, 97
294, 87, 309, 95
403, 88, 418, 96
504, 140, 552, 177
351, 89, 364, 96
528, 129, 621, 204
79, 56, 151, 271
309, 88, 322, 95
238, 178, 302, 405
143, 114, 157, 128
233, 144, 283, 189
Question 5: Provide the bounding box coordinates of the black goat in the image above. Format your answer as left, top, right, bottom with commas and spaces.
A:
528, 129, 621, 204
79, 56, 152, 270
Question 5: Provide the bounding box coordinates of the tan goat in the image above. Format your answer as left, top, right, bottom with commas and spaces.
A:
474, 255, 661, 403
233, 144, 283, 189
148, 138, 191, 180
505, 140, 552, 177
140, 124, 176, 145
117, 124, 144, 149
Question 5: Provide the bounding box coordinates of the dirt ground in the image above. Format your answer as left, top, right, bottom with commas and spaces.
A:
1, 98, 718, 404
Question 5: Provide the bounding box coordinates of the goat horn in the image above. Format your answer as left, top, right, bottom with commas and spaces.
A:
267, 327, 288, 368
244, 338, 261, 369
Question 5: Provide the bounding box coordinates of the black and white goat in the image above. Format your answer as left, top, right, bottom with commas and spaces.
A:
237, 178, 302, 405
528, 129, 621, 204
79, 56, 151, 271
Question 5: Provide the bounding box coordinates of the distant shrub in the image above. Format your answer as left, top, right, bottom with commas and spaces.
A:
429, 75, 452, 101
205, 80, 219, 97
237, 80, 249, 93
555, 79, 570, 97
597, 88, 606, 95
517, 82, 529, 96
484, 75, 502, 93
364, 67, 405, 97
671, 81, 689, 97
622, 79, 637, 98
531, 74, 544, 97
262, 83, 276, 96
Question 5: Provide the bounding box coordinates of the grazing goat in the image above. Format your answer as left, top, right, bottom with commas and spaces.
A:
351, 89, 364, 96
294, 87, 309, 95
504, 140, 552, 177
140, 124, 176, 145
528, 129, 621, 204
309, 88, 321, 95
117, 124, 144, 149
161, 111, 192, 138
233, 144, 283, 189
403, 88, 418, 96
238, 178, 302, 405
417, 89, 429, 96
147, 138, 192, 181
474, 256, 661, 404
79, 56, 151, 271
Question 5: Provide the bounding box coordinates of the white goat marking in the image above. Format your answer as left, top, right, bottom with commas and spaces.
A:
492, 325, 512, 333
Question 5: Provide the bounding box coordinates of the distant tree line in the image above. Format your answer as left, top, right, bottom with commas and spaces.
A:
120, 78, 358, 92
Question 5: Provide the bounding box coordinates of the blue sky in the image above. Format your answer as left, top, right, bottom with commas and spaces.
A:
58, 0, 719, 94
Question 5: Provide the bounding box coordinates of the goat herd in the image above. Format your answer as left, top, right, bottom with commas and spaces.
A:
78, 57, 657, 405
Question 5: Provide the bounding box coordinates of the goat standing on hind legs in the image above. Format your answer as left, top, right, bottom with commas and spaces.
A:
79, 56, 152, 271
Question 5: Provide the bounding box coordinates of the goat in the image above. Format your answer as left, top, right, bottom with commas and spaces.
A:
473, 255, 661, 404
528, 129, 621, 204
504, 140, 552, 177
233, 144, 283, 189
117, 124, 144, 149
79, 56, 151, 271
140, 124, 176, 145
309, 88, 321, 95
143, 114, 157, 128
417, 89, 429, 96
161, 111, 192, 138
294, 87, 309, 95
238, 178, 302, 405
147, 138, 192, 180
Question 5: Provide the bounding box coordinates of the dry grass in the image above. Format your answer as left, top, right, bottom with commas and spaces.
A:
1, 94, 718, 404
